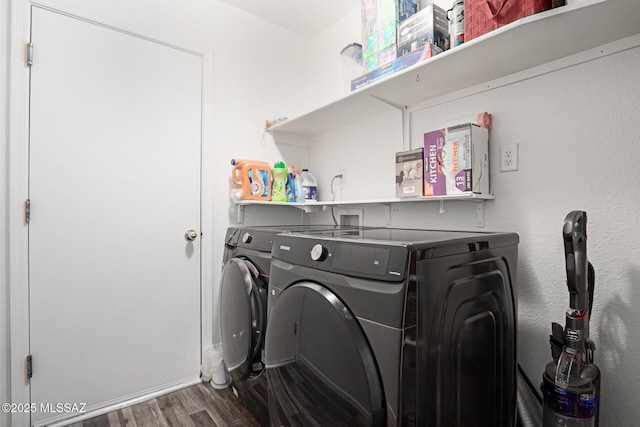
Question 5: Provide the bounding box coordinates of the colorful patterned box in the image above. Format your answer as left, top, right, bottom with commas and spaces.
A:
351, 43, 441, 91
361, 0, 418, 73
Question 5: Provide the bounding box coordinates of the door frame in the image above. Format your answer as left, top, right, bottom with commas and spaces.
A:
7, 2, 216, 425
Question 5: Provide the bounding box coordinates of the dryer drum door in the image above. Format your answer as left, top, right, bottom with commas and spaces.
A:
265, 282, 385, 427
219, 257, 266, 379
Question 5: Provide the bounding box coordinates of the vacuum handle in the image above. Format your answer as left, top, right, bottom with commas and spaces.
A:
563, 211, 589, 310
588, 261, 595, 314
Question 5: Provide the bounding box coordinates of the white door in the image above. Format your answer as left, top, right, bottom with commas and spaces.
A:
28, 7, 202, 425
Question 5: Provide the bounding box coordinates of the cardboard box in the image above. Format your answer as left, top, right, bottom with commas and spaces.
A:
398, 0, 419, 21
361, 0, 418, 73
442, 123, 489, 195
395, 148, 424, 197
398, 4, 449, 57
423, 129, 446, 196
351, 43, 442, 91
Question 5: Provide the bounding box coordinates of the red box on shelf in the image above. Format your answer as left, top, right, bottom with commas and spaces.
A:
465, 0, 552, 42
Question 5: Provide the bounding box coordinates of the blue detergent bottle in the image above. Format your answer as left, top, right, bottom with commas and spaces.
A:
285, 165, 297, 202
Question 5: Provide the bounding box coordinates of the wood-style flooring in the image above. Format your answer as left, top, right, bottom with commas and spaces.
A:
68, 383, 262, 427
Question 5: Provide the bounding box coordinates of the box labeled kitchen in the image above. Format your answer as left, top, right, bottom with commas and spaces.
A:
442, 123, 489, 195
395, 148, 424, 197
423, 129, 446, 196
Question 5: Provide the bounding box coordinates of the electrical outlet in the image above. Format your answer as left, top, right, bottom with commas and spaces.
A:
500, 144, 519, 172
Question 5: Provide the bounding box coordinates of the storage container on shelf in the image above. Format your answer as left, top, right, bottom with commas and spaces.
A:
271, 162, 287, 202
286, 166, 298, 203
299, 169, 317, 202
231, 159, 272, 201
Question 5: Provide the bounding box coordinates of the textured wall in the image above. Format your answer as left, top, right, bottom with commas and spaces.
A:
409, 46, 640, 425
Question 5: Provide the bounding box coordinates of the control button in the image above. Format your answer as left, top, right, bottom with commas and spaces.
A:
310, 244, 328, 262
242, 232, 253, 244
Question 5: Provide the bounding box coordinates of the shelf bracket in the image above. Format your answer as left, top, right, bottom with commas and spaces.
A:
298, 204, 326, 214
369, 95, 410, 151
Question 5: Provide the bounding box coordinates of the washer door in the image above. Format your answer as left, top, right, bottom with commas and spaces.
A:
265, 282, 385, 427
219, 257, 266, 378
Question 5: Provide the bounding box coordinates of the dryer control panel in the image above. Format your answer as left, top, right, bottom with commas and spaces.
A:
272, 235, 409, 282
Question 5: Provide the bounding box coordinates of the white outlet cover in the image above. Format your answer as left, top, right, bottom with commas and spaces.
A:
500, 145, 519, 172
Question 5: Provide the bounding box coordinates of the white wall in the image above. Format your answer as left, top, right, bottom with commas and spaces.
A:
402, 47, 640, 427
304, 12, 640, 425
308, 7, 361, 107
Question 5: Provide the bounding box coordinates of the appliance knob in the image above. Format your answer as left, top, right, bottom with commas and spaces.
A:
310, 244, 328, 262
242, 232, 253, 244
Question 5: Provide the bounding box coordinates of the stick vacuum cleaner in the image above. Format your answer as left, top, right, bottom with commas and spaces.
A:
541, 211, 601, 426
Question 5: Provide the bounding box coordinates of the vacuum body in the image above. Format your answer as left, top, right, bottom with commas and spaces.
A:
541, 211, 600, 426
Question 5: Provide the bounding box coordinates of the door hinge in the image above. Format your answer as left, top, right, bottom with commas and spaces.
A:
26, 42, 33, 67
25, 199, 31, 224
26, 355, 33, 380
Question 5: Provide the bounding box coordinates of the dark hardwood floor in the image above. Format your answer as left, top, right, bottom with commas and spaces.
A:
69, 383, 262, 427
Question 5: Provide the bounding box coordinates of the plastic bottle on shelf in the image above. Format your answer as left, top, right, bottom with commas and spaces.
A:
300, 169, 318, 202
285, 165, 297, 202
447, 0, 465, 48
294, 170, 305, 203
271, 162, 288, 202
230, 159, 272, 201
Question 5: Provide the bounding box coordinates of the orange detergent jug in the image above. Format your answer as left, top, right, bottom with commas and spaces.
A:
231, 159, 272, 201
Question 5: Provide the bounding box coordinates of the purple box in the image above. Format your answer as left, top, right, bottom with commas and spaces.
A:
423, 129, 446, 196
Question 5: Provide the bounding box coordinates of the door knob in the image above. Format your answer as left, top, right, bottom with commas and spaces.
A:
185, 229, 198, 241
